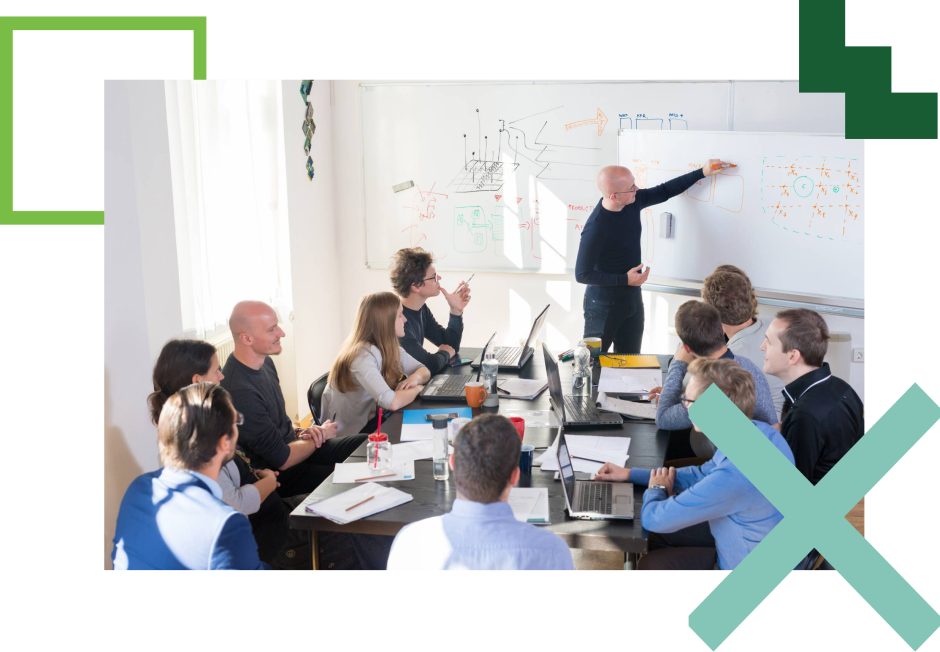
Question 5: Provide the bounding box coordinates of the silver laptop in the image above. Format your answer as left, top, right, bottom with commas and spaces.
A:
543, 343, 622, 427
471, 304, 549, 370
557, 429, 634, 520
420, 332, 497, 400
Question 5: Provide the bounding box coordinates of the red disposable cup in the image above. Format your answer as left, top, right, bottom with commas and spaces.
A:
508, 417, 525, 441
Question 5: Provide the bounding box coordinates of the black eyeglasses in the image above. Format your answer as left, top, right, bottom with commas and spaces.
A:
421, 274, 440, 283
612, 187, 638, 196
680, 395, 695, 408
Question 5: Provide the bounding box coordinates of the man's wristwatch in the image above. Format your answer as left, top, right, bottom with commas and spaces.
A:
651, 484, 668, 492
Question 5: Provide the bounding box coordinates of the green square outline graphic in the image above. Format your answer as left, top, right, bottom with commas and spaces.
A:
0, 16, 207, 225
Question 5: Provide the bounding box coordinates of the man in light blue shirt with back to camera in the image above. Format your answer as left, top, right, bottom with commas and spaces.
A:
596, 358, 807, 570
387, 414, 573, 570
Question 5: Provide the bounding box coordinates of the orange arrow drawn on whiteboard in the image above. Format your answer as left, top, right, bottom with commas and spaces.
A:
564, 108, 609, 136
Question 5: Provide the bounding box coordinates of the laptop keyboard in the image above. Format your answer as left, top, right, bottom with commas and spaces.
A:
578, 482, 613, 514
426, 375, 474, 396
492, 347, 521, 365
564, 395, 597, 421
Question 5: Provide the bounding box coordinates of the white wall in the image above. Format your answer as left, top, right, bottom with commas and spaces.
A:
104, 80, 183, 569
282, 80, 344, 416
325, 81, 864, 401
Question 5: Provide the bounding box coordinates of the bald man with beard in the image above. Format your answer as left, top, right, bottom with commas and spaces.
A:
575, 160, 731, 353
221, 301, 367, 496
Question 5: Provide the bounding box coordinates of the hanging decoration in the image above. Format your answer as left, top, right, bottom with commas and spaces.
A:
300, 80, 315, 180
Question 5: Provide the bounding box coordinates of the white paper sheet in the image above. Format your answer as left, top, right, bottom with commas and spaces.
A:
332, 461, 416, 484
535, 434, 629, 473
597, 392, 658, 420
597, 368, 663, 395
391, 440, 434, 462
497, 378, 549, 399
507, 488, 550, 524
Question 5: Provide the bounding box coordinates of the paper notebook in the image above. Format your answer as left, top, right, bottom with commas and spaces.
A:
537, 434, 630, 473
332, 461, 416, 484
304, 483, 413, 525
508, 488, 550, 524
496, 378, 549, 400
596, 392, 658, 420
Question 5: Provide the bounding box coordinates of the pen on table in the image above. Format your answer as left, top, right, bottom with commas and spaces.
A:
354, 472, 398, 482
345, 495, 376, 511
455, 273, 475, 293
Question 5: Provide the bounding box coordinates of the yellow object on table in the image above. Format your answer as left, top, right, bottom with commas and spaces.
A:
598, 354, 661, 369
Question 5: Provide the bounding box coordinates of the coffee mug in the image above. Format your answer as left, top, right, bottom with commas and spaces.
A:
449, 417, 472, 442
464, 382, 488, 408
508, 416, 525, 441
583, 337, 602, 351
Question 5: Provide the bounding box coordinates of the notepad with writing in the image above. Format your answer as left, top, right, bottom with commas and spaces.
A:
332, 461, 415, 484
596, 392, 658, 420
304, 483, 413, 524
497, 378, 549, 400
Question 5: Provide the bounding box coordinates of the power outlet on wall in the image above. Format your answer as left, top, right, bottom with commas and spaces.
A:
852, 348, 864, 363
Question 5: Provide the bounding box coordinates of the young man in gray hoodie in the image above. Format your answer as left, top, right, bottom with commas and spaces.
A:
651, 301, 777, 458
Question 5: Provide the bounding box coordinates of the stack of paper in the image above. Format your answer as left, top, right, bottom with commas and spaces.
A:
332, 461, 415, 484
391, 440, 434, 462
304, 483, 413, 524
507, 488, 550, 524
597, 367, 662, 396
497, 378, 549, 400
596, 392, 658, 420
400, 407, 473, 441
536, 434, 631, 474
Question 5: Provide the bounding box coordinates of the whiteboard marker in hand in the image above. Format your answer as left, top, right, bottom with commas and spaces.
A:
455, 274, 475, 293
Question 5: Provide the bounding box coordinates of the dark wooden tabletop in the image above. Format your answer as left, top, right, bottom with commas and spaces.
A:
289, 346, 672, 554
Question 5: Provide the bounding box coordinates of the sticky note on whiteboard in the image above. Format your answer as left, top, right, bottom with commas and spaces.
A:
392, 180, 415, 193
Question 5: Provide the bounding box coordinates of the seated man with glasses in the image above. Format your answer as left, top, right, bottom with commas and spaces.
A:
575, 159, 731, 354
389, 247, 471, 376
594, 359, 807, 570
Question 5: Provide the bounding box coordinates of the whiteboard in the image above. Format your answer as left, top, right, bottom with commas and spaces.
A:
361, 82, 731, 273
620, 130, 863, 302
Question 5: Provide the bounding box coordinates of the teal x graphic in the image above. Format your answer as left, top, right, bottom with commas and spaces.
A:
687, 384, 940, 650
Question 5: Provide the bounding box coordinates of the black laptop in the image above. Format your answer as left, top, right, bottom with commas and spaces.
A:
471, 304, 549, 370
419, 332, 497, 401
543, 343, 622, 427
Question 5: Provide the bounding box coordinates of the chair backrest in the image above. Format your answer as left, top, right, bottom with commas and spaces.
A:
307, 372, 329, 426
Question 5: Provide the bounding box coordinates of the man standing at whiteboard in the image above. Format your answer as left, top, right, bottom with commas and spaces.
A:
575, 159, 731, 353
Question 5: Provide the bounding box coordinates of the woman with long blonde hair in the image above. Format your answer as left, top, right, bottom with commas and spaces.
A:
322, 292, 430, 437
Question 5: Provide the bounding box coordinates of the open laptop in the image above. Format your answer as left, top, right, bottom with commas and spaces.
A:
556, 428, 634, 520
543, 343, 622, 427
420, 332, 497, 401
471, 304, 549, 370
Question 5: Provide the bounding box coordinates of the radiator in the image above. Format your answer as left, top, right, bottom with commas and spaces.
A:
208, 330, 235, 368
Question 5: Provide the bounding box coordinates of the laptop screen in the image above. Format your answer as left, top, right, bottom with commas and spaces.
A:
521, 305, 550, 352
541, 343, 566, 425
557, 430, 577, 508
475, 332, 497, 381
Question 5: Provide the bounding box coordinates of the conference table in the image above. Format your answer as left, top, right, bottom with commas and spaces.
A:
289, 346, 673, 569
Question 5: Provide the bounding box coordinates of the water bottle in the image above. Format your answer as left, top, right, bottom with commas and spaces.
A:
481, 351, 499, 407
431, 415, 450, 480
572, 340, 591, 396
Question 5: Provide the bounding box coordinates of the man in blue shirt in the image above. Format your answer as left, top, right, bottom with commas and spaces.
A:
387, 414, 573, 570
596, 358, 798, 570
112, 383, 267, 570
575, 159, 730, 353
